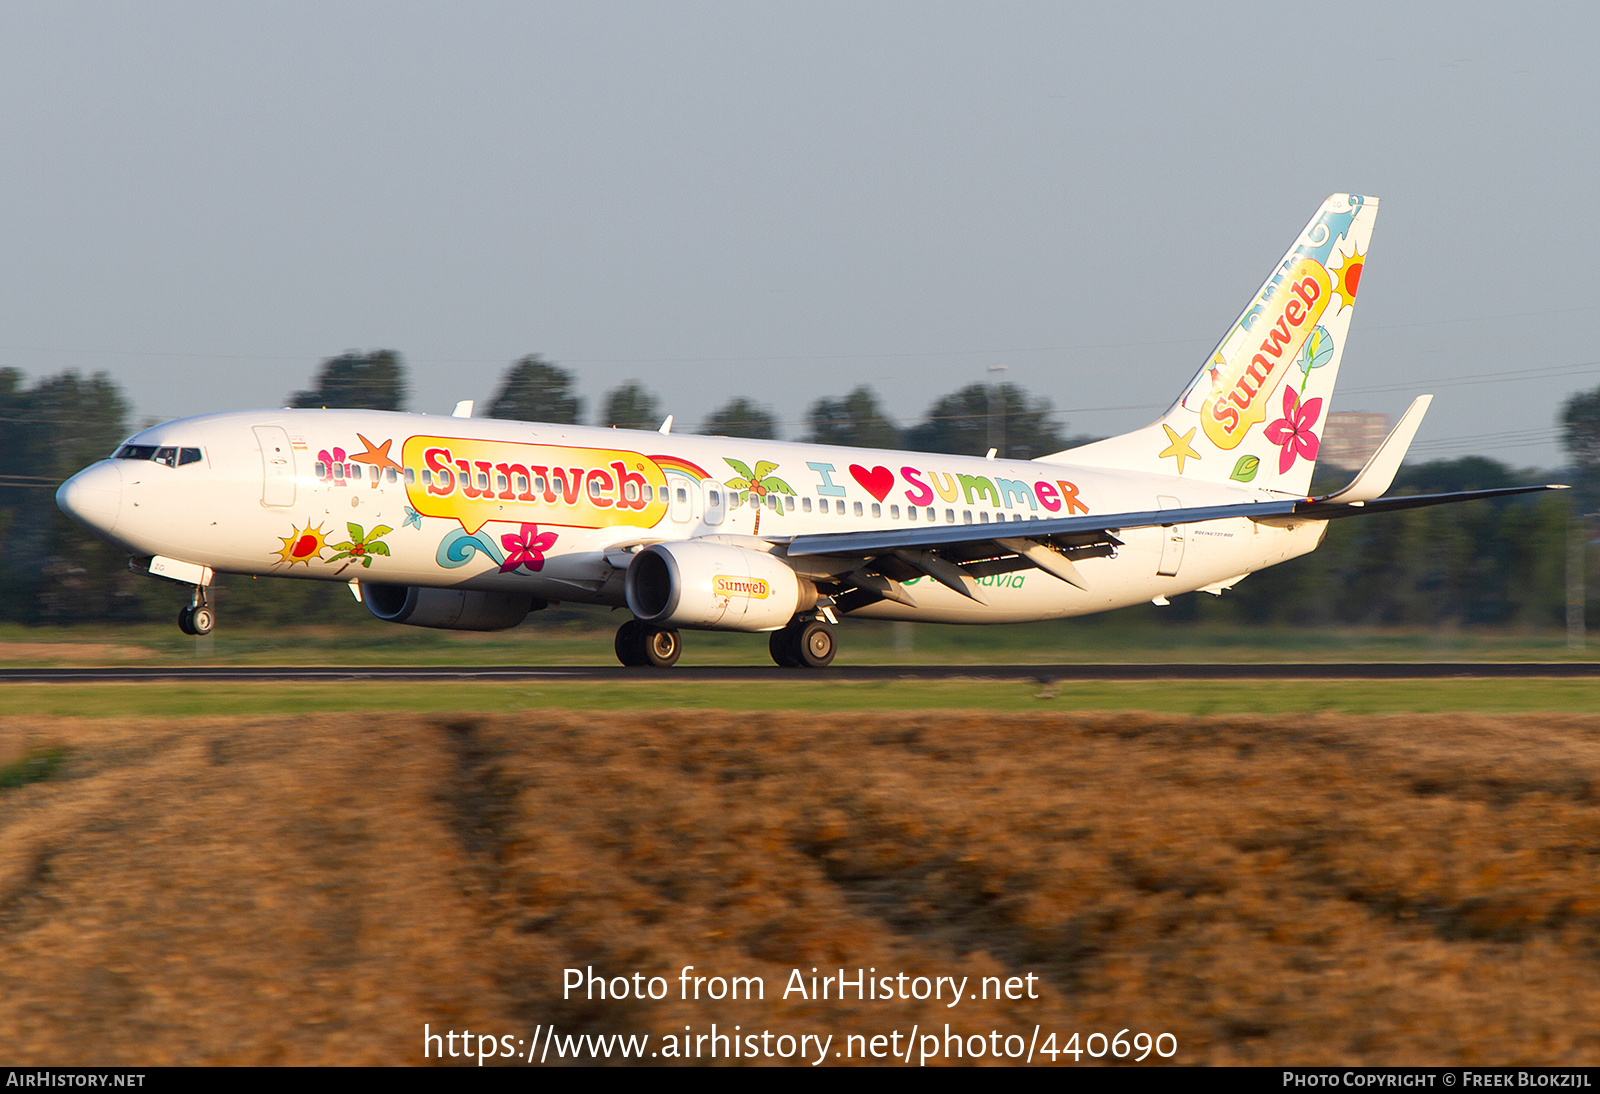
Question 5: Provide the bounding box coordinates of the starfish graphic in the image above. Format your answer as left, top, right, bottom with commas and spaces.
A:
1158, 423, 1201, 474
349, 433, 402, 487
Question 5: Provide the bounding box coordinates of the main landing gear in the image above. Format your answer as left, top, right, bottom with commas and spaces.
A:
177, 586, 215, 637
768, 618, 836, 669
612, 616, 838, 669
615, 618, 682, 668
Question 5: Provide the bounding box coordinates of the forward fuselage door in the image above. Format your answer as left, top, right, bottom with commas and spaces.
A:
1156, 495, 1185, 577
253, 425, 297, 507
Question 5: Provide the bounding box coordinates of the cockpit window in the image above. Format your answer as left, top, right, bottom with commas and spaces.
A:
113, 444, 204, 466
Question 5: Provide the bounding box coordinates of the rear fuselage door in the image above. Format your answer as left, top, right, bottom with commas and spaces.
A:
254, 425, 296, 507
1156, 495, 1185, 577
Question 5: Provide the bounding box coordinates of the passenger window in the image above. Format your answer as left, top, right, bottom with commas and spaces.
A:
945, 509, 954, 523
676, 487, 687, 503
315, 461, 328, 478
962, 510, 972, 524
979, 511, 988, 523
643, 485, 654, 502
351, 464, 362, 481
871, 503, 881, 518
333, 462, 344, 480
907, 506, 917, 522
853, 501, 863, 517
534, 476, 546, 494
404, 468, 415, 485
890, 505, 900, 519
387, 467, 398, 483
802, 497, 812, 513
422, 469, 433, 487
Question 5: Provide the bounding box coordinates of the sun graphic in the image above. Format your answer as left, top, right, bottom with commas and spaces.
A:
274, 522, 328, 566
1330, 246, 1365, 311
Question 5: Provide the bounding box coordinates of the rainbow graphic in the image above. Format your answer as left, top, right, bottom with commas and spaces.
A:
649, 454, 711, 482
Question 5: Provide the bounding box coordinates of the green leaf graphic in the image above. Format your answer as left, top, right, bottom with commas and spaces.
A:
724, 458, 755, 481
1230, 455, 1260, 483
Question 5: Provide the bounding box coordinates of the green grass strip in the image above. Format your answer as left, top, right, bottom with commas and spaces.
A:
4, 679, 1600, 717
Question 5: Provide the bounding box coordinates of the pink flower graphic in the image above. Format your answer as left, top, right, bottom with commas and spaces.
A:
1263, 386, 1322, 475
499, 523, 558, 573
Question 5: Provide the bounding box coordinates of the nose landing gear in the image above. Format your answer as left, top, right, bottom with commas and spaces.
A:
177, 587, 215, 636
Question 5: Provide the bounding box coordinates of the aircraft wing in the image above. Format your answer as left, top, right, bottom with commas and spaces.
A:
782, 392, 1565, 607
786, 483, 1561, 559
781, 483, 1562, 607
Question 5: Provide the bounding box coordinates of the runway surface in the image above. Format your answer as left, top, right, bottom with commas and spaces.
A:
4, 662, 1600, 682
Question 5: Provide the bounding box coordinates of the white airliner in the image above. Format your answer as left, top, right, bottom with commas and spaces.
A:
56, 195, 1558, 667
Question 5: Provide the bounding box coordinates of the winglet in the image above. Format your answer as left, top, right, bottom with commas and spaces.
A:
1318, 394, 1432, 505
452, 400, 475, 418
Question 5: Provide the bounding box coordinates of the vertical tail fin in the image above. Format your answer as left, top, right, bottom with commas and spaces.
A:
1044, 194, 1378, 496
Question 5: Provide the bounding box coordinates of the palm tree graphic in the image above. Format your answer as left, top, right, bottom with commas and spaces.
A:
723, 459, 795, 535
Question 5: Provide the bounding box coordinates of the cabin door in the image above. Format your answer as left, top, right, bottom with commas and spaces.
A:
669, 480, 694, 524
1156, 495, 1185, 577
254, 426, 296, 507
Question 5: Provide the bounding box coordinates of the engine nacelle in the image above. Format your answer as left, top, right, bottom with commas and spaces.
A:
362, 584, 545, 631
625, 541, 816, 631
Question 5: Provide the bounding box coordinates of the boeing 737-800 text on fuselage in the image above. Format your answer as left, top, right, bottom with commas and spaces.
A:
55, 196, 1559, 667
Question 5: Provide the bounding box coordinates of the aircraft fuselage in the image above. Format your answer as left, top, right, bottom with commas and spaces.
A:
58, 408, 1325, 626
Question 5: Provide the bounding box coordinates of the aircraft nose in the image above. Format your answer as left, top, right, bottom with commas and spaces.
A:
56, 461, 123, 536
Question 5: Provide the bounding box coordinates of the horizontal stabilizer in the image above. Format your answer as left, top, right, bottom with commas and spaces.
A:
1303, 483, 1566, 520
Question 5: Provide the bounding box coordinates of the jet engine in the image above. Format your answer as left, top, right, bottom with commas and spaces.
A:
625, 541, 816, 631
362, 584, 545, 631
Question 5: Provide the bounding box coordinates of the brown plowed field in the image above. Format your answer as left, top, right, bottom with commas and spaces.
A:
2, 709, 1599, 1066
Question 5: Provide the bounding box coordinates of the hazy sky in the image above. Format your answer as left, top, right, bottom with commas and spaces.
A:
1, 2, 1594, 467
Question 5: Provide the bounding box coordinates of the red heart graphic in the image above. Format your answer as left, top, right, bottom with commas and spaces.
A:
849, 464, 895, 502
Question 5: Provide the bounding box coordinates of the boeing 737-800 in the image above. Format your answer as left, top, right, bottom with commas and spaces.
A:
55, 195, 1560, 667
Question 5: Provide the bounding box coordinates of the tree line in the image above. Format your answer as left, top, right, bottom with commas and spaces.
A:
288, 350, 1083, 459
0, 350, 1595, 630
